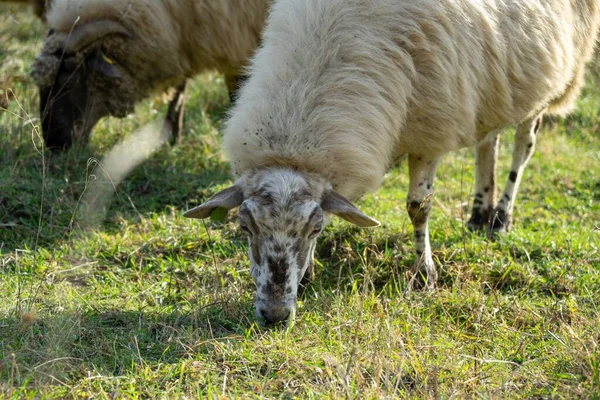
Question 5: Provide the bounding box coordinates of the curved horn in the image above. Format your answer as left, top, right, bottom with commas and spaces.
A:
64, 20, 132, 53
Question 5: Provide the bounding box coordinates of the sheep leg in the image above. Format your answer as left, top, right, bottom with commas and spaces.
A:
165, 80, 188, 146
406, 154, 441, 290
467, 134, 499, 231
491, 114, 543, 234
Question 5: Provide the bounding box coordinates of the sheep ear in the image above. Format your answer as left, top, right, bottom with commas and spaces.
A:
184, 186, 244, 220
87, 53, 121, 78
321, 190, 380, 228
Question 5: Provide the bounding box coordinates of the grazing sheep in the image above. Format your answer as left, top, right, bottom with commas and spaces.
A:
184, 0, 600, 326
0, 0, 47, 19
29, 0, 270, 149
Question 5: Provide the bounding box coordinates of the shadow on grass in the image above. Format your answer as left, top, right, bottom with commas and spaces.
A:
0, 134, 231, 253
0, 301, 258, 388
307, 223, 586, 301
0, 232, 407, 389
1, 68, 235, 252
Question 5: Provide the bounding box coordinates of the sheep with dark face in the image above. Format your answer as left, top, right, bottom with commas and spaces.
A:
184, 0, 600, 326
30, 0, 270, 150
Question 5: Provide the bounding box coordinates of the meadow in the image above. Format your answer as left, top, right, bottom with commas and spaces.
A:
1, 5, 599, 398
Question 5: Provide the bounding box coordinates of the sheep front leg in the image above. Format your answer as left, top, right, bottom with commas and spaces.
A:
491, 114, 543, 234
165, 80, 188, 145
406, 154, 441, 290
467, 134, 499, 231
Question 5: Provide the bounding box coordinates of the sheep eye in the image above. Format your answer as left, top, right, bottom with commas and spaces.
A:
309, 224, 322, 238
239, 220, 251, 235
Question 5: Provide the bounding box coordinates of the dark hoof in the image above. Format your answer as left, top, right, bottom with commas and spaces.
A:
406, 259, 437, 291
467, 207, 493, 232
487, 209, 512, 237
467, 217, 485, 232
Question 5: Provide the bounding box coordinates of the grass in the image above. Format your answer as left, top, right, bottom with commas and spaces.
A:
1, 5, 599, 398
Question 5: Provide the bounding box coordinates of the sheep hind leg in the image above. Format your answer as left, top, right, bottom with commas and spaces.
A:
467, 134, 499, 231
490, 113, 543, 235
165, 80, 188, 146
406, 154, 441, 290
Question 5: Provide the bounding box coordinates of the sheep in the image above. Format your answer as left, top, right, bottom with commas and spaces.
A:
183, 0, 600, 326
0, 0, 47, 19
29, 0, 270, 150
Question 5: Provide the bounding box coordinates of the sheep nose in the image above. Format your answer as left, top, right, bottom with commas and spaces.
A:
259, 307, 291, 325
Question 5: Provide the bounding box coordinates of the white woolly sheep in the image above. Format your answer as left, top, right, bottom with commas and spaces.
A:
184, 0, 600, 326
29, 0, 270, 149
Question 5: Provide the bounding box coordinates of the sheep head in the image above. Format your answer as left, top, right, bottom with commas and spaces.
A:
31, 21, 135, 150
183, 167, 380, 327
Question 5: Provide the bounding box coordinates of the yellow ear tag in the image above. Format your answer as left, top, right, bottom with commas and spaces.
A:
102, 54, 114, 64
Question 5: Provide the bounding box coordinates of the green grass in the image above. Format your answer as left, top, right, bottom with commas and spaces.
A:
1, 5, 599, 398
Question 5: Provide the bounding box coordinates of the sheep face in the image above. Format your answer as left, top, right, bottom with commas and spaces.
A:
238, 178, 324, 327
38, 53, 113, 149
184, 168, 380, 327
31, 23, 135, 150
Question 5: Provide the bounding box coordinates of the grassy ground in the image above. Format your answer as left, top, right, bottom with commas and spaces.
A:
1, 5, 599, 398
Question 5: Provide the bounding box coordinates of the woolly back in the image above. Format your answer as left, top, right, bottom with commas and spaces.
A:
46, 0, 174, 43
44, 0, 269, 85
224, 0, 418, 200
224, 0, 600, 200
